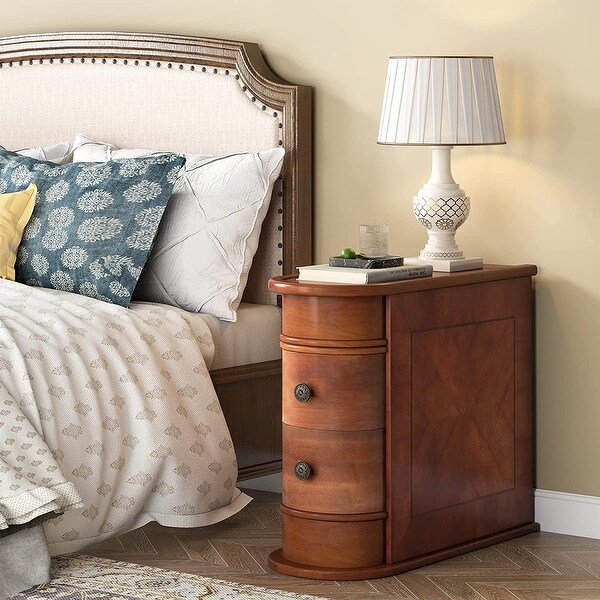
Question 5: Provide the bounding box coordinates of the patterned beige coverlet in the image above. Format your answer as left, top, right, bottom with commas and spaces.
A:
0, 279, 250, 555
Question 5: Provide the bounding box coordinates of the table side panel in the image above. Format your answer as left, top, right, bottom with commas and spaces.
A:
386, 277, 534, 563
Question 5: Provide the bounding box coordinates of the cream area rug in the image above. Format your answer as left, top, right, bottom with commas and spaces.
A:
9, 555, 327, 600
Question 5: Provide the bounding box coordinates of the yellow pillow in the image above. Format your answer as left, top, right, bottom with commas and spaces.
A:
0, 183, 37, 280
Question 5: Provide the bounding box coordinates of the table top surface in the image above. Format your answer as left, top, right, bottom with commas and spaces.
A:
268, 264, 538, 298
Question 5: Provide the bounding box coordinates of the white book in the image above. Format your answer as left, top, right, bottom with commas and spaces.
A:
297, 263, 433, 284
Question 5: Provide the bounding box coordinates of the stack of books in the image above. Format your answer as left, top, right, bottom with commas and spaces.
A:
297, 260, 433, 284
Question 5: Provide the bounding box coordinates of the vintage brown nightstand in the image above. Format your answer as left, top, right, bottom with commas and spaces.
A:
268, 264, 538, 580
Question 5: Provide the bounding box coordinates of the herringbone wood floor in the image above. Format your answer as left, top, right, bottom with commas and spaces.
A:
86, 489, 600, 600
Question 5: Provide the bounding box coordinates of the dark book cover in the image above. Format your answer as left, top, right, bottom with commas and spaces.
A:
328, 255, 404, 269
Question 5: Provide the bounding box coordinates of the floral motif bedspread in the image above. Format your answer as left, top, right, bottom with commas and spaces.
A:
0, 279, 250, 555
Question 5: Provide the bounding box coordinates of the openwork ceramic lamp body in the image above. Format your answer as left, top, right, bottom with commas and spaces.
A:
378, 56, 505, 271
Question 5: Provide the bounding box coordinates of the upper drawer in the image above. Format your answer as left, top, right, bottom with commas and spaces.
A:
283, 351, 385, 430
282, 295, 384, 341
282, 424, 385, 514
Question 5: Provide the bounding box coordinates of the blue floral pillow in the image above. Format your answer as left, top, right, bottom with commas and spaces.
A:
0, 149, 185, 307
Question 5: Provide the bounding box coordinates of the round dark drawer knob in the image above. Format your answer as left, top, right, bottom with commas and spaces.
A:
294, 460, 312, 480
294, 383, 312, 403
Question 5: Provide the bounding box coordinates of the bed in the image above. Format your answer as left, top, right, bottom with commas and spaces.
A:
0, 30, 311, 591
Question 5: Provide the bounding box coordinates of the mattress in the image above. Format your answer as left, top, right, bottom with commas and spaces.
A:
201, 302, 282, 371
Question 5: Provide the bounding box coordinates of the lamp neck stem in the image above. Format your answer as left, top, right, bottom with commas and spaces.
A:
427, 146, 456, 186
418, 145, 464, 196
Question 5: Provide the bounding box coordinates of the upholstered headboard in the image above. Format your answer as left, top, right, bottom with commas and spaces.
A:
0, 31, 312, 304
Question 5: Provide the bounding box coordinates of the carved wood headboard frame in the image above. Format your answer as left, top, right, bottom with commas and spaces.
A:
0, 31, 312, 305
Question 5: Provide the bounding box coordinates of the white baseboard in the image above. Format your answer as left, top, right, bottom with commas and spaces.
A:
535, 488, 600, 539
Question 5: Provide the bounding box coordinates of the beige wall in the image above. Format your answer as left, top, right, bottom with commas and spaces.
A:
2, 0, 597, 496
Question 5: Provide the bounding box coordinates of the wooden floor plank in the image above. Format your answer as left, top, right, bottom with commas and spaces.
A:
565, 552, 600, 578
175, 537, 228, 565
117, 527, 157, 555
512, 533, 600, 549
368, 575, 418, 599
137, 528, 189, 560
494, 545, 561, 575
209, 540, 267, 573
419, 577, 487, 600
522, 548, 599, 578
414, 547, 523, 576
466, 583, 522, 600
393, 574, 454, 599
85, 489, 600, 600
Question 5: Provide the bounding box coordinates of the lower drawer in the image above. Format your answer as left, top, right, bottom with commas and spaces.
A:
282, 424, 385, 514
282, 511, 385, 569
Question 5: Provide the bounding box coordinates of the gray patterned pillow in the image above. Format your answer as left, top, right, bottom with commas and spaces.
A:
0, 149, 184, 307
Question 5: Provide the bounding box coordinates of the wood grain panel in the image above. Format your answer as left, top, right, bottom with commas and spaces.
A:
410, 318, 515, 515
387, 277, 534, 563
280, 512, 385, 568
282, 351, 385, 430
281, 295, 384, 341
282, 425, 385, 514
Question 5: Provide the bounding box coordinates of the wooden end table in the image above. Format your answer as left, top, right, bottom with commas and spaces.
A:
267, 264, 539, 580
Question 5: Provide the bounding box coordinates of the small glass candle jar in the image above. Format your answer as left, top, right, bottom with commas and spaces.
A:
359, 224, 389, 258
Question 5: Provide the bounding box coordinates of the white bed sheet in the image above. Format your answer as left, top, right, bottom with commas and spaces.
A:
0, 280, 251, 557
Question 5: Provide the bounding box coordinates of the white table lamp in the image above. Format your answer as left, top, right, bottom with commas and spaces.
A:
378, 56, 505, 271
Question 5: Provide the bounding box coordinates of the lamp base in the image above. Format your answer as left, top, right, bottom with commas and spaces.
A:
406, 256, 483, 272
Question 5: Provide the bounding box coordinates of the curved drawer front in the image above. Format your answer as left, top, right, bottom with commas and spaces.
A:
282, 295, 384, 341
282, 425, 385, 514
282, 512, 385, 569
283, 351, 385, 430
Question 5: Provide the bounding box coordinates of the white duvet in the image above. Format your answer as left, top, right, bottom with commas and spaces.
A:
0, 279, 250, 555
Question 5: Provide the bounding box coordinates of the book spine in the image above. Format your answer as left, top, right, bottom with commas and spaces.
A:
298, 273, 366, 283
365, 266, 431, 283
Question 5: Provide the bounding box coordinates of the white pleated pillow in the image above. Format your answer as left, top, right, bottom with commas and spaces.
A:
72, 134, 284, 321
3, 142, 71, 163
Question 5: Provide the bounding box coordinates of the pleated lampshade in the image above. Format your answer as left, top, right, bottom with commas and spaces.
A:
378, 56, 505, 146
